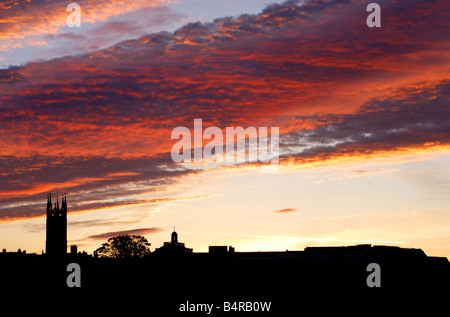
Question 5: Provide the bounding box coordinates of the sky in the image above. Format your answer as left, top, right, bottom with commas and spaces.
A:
0, 0, 449, 258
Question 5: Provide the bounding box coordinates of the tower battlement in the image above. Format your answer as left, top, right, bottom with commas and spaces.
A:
46, 193, 67, 256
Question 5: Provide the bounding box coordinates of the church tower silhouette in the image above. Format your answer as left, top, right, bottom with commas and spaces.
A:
171, 229, 178, 244
46, 192, 67, 256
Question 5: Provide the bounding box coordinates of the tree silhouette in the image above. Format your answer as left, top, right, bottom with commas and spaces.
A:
94, 235, 151, 259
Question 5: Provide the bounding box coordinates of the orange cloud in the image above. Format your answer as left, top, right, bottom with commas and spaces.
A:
0, 0, 164, 41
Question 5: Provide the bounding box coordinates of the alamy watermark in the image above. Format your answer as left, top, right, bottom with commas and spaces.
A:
171, 119, 279, 172
66, 262, 81, 287
67, 3, 81, 28
366, 262, 381, 287
366, 3, 381, 27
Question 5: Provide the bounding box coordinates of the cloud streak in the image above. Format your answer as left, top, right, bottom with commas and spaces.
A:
86, 227, 163, 240
274, 208, 297, 213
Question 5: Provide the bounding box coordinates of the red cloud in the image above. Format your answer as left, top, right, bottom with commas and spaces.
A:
274, 208, 297, 213
0, 0, 448, 221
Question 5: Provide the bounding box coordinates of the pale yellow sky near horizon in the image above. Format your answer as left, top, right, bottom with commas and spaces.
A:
1, 150, 449, 259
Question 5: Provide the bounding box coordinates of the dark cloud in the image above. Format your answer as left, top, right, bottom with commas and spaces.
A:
0, 154, 201, 221
86, 227, 163, 240
0, 66, 23, 83
281, 80, 450, 163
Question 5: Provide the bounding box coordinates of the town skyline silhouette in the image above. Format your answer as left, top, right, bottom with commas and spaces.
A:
3, 192, 449, 260
1, 193, 448, 297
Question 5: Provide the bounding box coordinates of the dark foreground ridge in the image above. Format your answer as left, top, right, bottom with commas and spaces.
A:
1, 242, 449, 312
1, 243, 448, 290
2, 195, 448, 310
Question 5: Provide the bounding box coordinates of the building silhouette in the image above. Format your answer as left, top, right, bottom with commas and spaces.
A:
153, 229, 193, 256
45, 192, 67, 255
